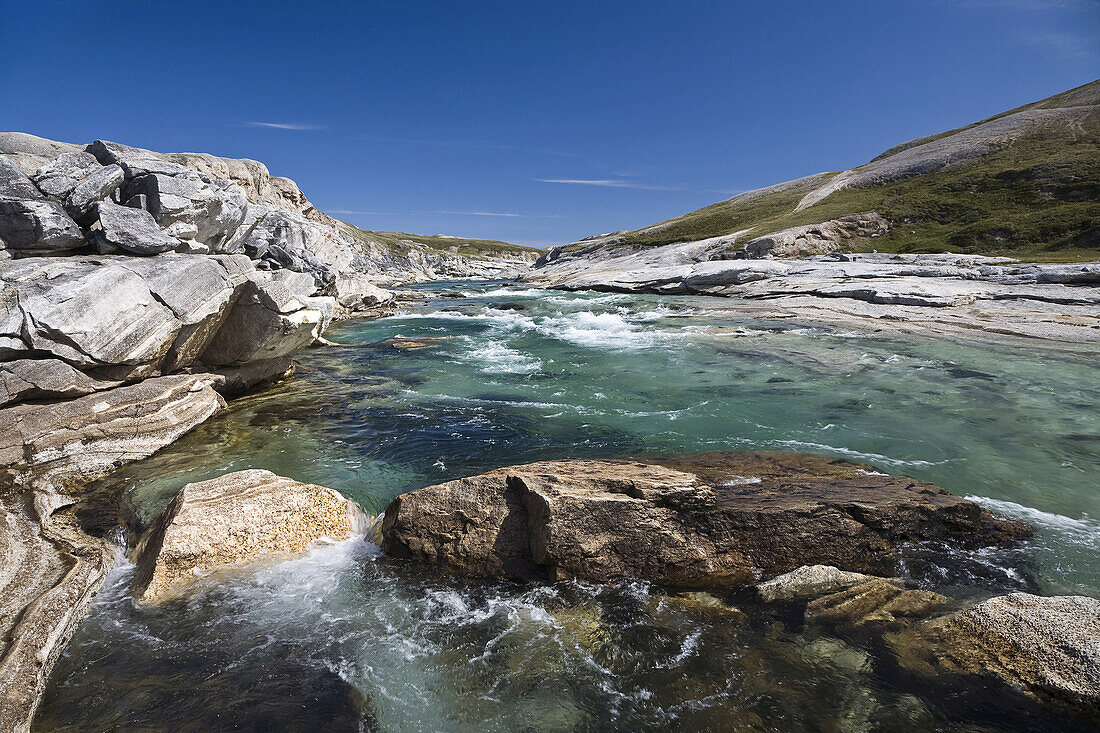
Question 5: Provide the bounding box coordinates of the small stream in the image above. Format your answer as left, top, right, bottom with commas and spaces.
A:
36, 281, 1100, 732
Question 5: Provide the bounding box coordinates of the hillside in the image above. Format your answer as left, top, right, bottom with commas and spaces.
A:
567, 79, 1099, 261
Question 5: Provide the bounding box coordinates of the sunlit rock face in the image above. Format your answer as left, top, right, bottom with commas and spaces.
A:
132, 469, 366, 603
382, 451, 1032, 586
888, 593, 1100, 716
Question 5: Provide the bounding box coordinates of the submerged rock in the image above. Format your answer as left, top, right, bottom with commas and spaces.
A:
381, 334, 445, 349
381, 451, 1031, 586
887, 593, 1100, 717
805, 580, 947, 628
757, 564, 900, 603
132, 469, 366, 602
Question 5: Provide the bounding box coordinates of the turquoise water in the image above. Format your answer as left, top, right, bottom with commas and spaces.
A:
37, 281, 1100, 731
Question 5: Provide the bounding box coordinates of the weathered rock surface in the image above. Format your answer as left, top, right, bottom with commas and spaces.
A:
0, 198, 85, 254
29, 150, 102, 199
526, 250, 1100, 343
740, 213, 889, 258
0, 375, 226, 732
887, 593, 1100, 716
757, 564, 900, 603
132, 469, 364, 602
1, 255, 248, 372
199, 270, 331, 365
805, 580, 947, 627
0, 374, 225, 497
0, 358, 116, 407
94, 200, 180, 254
64, 164, 123, 220
381, 451, 1031, 586
0, 156, 43, 199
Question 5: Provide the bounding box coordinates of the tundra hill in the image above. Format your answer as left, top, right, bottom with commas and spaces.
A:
565, 79, 1099, 262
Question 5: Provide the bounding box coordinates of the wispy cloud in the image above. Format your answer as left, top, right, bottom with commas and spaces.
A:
535, 178, 681, 190
327, 208, 558, 218
245, 121, 324, 130
954, 0, 1093, 9
359, 135, 579, 158
425, 210, 559, 218
1022, 31, 1098, 61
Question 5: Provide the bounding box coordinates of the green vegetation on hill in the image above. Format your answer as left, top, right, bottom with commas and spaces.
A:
339, 223, 540, 258
591, 80, 1100, 261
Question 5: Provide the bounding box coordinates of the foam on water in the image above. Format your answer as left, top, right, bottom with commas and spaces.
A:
536, 310, 677, 349
966, 495, 1100, 547
455, 336, 543, 374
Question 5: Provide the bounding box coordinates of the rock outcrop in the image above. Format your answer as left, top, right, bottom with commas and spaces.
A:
381, 451, 1030, 586
887, 593, 1100, 718
525, 250, 1100, 343
0, 375, 228, 731
739, 213, 889, 258
132, 469, 366, 602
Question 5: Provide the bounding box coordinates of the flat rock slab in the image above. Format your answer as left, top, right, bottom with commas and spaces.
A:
132, 469, 364, 602
381, 451, 1031, 586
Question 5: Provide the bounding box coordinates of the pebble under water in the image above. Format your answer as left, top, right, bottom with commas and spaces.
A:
35, 282, 1100, 732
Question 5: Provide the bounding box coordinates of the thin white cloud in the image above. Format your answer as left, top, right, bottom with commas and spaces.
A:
327, 208, 558, 218
427, 210, 523, 217
245, 121, 324, 130
1023, 31, 1098, 60
359, 134, 580, 157
535, 178, 681, 190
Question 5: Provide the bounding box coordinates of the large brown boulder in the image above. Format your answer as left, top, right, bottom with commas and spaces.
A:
132, 469, 366, 602
381, 451, 1030, 586
887, 593, 1100, 718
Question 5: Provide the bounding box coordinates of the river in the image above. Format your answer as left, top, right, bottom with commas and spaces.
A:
35, 281, 1100, 732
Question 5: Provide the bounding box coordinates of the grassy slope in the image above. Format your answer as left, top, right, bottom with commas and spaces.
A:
338, 223, 540, 258
594, 81, 1100, 261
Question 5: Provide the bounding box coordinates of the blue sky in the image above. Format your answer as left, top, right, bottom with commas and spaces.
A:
2, 1, 1097, 246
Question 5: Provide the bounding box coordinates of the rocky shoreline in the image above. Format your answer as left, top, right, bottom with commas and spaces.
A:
0, 133, 533, 731
46, 453, 1096, 725
524, 248, 1100, 344
375, 452, 1097, 722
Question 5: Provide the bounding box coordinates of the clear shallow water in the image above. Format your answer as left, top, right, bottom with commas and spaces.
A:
37, 281, 1100, 732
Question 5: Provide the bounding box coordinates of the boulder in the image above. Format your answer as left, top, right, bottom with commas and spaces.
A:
1, 255, 331, 379
0, 198, 85, 254
0, 156, 43, 199
123, 171, 248, 249
87, 139, 193, 178
757, 564, 900, 603
887, 593, 1100, 715
131, 469, 365, 602
94, 200, 179, 254
233, 207, 337, 291
1, 256, 227, 371
31, 151, 103, 198
64, 163, 123, 220
199, 270, 331, 365
381, 451, 1031, 585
